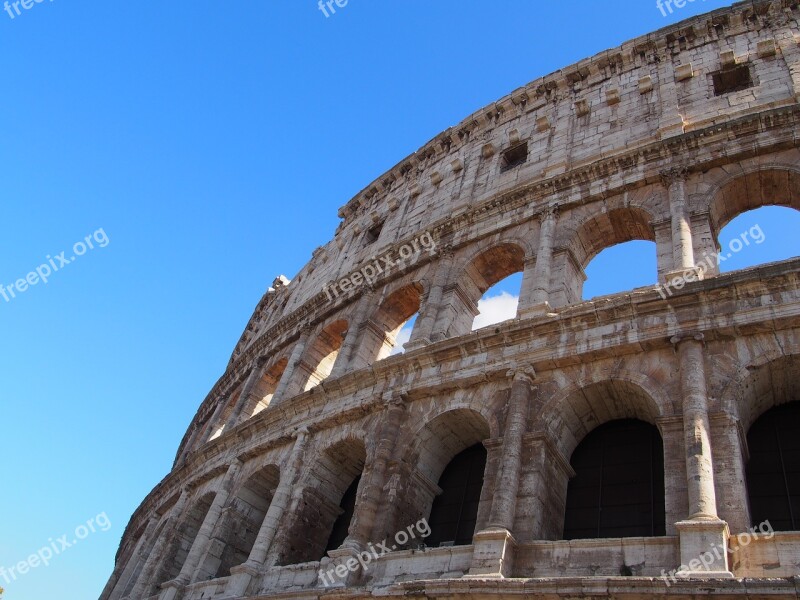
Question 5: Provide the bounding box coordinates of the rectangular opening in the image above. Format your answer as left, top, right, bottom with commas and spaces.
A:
500, 142, 528, 172
712, 64, 753, 96
364, 221, 384, 246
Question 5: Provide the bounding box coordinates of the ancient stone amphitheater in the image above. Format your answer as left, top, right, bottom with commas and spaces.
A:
102, 2, 800, 599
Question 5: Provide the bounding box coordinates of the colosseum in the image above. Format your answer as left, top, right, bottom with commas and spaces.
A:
102, 2, 800, 599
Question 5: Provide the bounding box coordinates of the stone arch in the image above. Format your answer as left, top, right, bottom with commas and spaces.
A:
247, 357, 289, 418
436, 241, 527, 339
554, 206, 659, 305
300, 319, 349, 391
195, 464, 281, 580
356, 281, 424, 366
276, 436, 367, 565
706, 165, 800, 239
540, 376, 666, 460
394, 407, 493, 548
149, 491, 216, 595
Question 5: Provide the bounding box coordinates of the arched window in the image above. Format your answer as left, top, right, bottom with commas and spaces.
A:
472, 272, 522, 331
564, 420, 665, 539
714, 206, 800, 275
426, 443, 487, 547
277, 439, 365, 565
152, 493, 215, 593
194, 466, 280, 580
745, 402, 800, 532
583, 240, 658, 300
325, 475, 361, 552
564, 207, 657, 305
302, 319, 349, 391
367, 283, 422, 361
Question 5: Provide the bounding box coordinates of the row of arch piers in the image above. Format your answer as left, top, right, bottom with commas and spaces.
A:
183, 164, 800, 455
110, 346, 800, 599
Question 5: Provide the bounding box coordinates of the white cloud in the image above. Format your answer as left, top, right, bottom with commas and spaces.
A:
391, 325, 413, 355
472, 291, 519, 331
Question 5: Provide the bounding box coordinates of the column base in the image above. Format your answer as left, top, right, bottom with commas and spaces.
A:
158, 578, 188, 600
402, 338, 430, 353
464, 527, 517, 579
659, 115, 686, 139
318, 547, 369, 588
518, 302, 556, 320
662, 266, 704, 287
225, 562, 261, 598
674, 518, 734, 579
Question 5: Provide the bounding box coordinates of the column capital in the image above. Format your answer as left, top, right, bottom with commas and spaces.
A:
660, 166, 690, 186
540, 204, 559, 221
670, 332, 705, 347
507, 367, 536, 385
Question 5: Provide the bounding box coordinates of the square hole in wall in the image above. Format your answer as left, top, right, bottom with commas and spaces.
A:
712, 64, 754, 96
364, 220, 384, 246
500, 142, 528, 172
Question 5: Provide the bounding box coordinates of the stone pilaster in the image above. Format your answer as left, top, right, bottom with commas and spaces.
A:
467, 368, 534, 578
226, 428, 310, 598
329, 290, 375, 378
405, 247, 454, 350
270, 328, 312, 406
225, 357, 268, 429
519, 206, 557, 317
661, 168, 701, 284
672, 333, 732, 579
160, 461, 243, 600
128, 490, 190, 600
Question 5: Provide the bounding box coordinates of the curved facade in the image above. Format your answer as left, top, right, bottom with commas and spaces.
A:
102, 2, 800, 599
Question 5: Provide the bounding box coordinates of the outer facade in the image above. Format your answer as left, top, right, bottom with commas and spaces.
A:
102, 2, 800, 598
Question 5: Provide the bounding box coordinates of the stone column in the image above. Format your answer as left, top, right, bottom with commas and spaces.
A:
662, 168, 702, 284
344, 394, 407, 549
405, 247, 454, 350
128, 490, 190, 600
468, 369, 534, 578
226, 428, 310, 598
488, 369, 534, 530
658, 46, 687, 139
160, 461, 242, 600
329, 290, 375, 378
710, 412, 751, 535
672, 333, 732, 579
270, 328, 312, 406
519, 206, 557, 317
225, 358, 268, 429
103, 516, 159, 600
202, 396, 229, 444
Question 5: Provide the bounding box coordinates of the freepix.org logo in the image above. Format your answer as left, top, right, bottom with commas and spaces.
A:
4, 0, 55, 20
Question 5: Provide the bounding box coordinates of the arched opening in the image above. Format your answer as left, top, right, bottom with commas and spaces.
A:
426, 443, 487, 547
582, 241, 658, 300
713, 206, 800, 275
444, 243, 525, 338
404, 409, 491, 548
196, 465, 281, 580
746, 402, 800, 532
472, 272, 522, 331
152, 492, 216, 593
567, 208, 657, 302
247, 358, 288, 418
359, 283, 422, 362
564, 419, 665, 540
208, 385, 243, 441
325, 475, 361, 552
301, 319, 349, 391
277, 438, 366, 565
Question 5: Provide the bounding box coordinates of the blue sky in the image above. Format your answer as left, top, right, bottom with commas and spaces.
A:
0, 1, 797, 599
